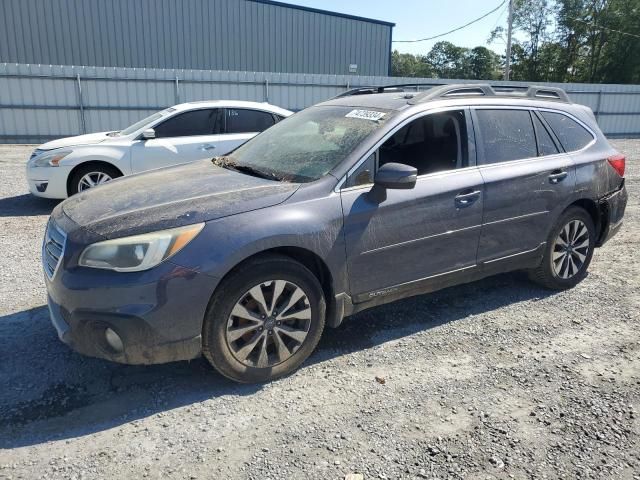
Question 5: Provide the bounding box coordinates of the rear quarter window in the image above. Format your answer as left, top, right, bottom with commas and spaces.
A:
541, 111, 594, 152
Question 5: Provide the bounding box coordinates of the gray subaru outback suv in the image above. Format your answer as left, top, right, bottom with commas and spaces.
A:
44, 84, 627, 383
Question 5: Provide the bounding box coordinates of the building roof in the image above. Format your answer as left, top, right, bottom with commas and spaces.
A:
248, 0, 396, 27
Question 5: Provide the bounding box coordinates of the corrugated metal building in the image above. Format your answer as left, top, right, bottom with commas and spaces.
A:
0, 0, 394, 76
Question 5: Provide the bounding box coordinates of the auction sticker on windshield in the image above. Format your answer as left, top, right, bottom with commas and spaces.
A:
345, 109, 386, 121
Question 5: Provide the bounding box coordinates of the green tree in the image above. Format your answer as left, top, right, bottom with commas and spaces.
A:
391, 50, 433, 77
468, 46, 503, 80
426, 41, 471, 78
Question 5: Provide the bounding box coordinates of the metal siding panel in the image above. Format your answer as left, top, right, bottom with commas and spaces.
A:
2, 0, 393, 75
0, 1, 14, 62
3, 63, 640, 144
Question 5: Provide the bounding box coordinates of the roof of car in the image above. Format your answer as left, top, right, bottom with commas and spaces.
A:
172, 100, 292, 116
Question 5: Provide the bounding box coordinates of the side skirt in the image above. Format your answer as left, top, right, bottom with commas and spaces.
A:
330, 243, 545, 327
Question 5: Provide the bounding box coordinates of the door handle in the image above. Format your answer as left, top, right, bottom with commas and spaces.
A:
548, 170, 568, 184
455, 189, 481, 208
200, 144, 216, 151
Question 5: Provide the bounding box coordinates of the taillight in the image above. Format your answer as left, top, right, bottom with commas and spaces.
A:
607, 153, 625, 177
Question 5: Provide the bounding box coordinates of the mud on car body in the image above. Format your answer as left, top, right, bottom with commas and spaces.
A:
43, 84, 627, 383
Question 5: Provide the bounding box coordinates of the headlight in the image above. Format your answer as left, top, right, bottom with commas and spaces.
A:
78, 223, 204, 272
30, 150, 72, 167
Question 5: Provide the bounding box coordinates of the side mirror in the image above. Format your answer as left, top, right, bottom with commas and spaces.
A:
374, 162, 417, 190
141, 128, 156, 140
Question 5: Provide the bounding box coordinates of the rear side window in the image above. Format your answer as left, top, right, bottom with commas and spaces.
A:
541, 111, 594, 152
533, 114, 560, 156
476, 109, 537, 163
226, 109, 276, 134
154, 109, 221, 138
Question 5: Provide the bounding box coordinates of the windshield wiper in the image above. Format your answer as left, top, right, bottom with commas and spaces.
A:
213, 157, 280, 181
231, 165, 280, 181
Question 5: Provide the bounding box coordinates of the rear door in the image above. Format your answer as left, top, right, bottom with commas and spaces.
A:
340, 108, 484, 300
473, 107, 575, 263
130, 108, 225, 173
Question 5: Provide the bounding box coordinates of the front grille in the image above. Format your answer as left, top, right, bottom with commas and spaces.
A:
43, 219, 66, 279
30, 149, 43, 160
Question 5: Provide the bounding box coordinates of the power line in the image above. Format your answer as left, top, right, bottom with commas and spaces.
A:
393, 1, 507, 43
567, 16, 640, 39
491, 3, 509, 33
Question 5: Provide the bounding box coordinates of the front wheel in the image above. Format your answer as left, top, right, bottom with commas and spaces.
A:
202, 255, 326, 383
529, 207, 596, 290
69, 164, 121, 196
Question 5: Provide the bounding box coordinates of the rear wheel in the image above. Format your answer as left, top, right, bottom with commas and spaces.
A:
529, 207, 595, 290
202, 255, 326, 383
69, 164, 121, 195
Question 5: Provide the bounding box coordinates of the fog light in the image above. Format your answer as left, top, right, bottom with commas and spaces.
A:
36, 182, 48, 192
104, 327, 124, 353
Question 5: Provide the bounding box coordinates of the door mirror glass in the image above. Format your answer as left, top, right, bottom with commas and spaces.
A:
374, 162, 417, 190
141, 128, 156, 140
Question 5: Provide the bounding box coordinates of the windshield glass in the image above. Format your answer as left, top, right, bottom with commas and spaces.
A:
119, 108, 175, 136
223, 105, 391, 182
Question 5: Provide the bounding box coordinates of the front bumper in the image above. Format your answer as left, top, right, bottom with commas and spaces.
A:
597, 181, 628, 246
45, 248, 219, 365
26, 165, 72, 199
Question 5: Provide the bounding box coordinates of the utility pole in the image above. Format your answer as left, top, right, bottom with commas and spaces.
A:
504, 0, 514, 80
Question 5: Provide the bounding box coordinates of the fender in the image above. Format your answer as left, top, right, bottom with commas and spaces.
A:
169, 190, 350, 296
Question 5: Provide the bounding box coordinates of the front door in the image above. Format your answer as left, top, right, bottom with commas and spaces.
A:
472, 108, 576, 263
130, 108, 249, 173
340, 108, 484, 301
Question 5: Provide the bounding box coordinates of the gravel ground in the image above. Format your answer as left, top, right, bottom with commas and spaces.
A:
0, 141, 638, 480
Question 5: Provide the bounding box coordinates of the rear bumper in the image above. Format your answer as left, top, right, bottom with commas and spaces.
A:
597, 181, 627, 246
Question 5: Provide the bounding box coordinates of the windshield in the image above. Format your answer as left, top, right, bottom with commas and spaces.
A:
223, 105, 391, 182
119, 108, 175, 136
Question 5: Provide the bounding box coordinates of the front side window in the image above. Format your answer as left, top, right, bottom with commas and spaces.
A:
378, 110, 468, 175
226, 109, 276, 134
225, 106, 391, 183
476, 109, 537, 164
154, 109, 221, 138
541, 111, 594, 152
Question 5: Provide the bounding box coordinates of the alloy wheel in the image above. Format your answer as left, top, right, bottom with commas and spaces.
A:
78, 171, 113, 192
552, 219, 590, 279
226, 280, 312, 368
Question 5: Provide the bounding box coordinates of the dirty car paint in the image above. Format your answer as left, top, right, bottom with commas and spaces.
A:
59, 159, 300, 238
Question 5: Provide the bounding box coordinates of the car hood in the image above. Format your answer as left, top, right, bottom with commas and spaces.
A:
60, 160, 300, 238
39, 132, 113, 150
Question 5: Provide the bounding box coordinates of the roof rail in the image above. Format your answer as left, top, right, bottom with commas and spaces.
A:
332, 83, 440, 99
407, 83, 571, 104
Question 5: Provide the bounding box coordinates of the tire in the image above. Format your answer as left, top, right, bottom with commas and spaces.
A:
69, 164, 121, 196
202, 254, 326, 383
529, 206, 596, 290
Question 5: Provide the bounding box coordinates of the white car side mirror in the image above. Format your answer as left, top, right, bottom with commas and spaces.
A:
141, 128, 156, 140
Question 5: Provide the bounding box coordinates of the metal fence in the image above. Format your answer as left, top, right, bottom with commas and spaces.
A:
1, 63, 640, 144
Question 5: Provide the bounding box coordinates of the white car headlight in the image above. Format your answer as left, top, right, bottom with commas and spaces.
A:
30, 150, 72, 167
79, 223, 204, 272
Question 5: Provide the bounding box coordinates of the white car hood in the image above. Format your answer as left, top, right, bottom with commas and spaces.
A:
39, 132, 114, 150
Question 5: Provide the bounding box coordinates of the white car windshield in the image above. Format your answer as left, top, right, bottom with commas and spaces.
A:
118, 108, 175, 136
220, 105, 391, 183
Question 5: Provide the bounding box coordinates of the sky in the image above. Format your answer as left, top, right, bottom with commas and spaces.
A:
278, 0, 510, 56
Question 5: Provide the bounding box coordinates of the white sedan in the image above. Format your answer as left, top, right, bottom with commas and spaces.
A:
26, 100, 292, 198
